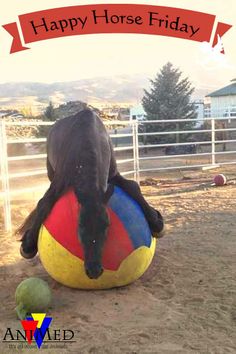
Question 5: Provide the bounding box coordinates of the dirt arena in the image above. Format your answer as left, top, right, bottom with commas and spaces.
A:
0, 168, 236, 354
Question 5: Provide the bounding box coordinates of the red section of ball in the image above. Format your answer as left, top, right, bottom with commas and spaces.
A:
213, 174, 226, 186
43, 190, 134, 271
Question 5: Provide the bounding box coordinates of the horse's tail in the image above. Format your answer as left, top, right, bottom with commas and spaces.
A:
16, 208, 38, 237
16, 109, 100, 238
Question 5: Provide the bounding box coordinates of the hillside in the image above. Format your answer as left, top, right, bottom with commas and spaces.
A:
0, 75, 148, 110
0, 74, 210, 113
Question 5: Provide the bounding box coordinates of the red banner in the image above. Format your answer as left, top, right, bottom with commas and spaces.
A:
2, 4, 232, 54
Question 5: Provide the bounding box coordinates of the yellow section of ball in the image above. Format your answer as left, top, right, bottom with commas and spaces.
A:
38, 225, 156, 289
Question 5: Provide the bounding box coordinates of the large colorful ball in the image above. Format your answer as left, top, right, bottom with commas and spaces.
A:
38, 186, 156, 289
213, 174, 227, 186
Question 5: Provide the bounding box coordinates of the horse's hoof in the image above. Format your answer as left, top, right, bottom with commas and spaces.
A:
152, 227, 165, 239
20, 245, 37, 259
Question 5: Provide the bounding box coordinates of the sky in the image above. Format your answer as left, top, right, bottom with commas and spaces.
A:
0, 0, 235, 92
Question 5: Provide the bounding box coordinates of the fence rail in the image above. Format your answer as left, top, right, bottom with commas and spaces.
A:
1, 116, 236, 231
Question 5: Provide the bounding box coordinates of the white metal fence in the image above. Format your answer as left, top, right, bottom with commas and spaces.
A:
1, 116, 236, 232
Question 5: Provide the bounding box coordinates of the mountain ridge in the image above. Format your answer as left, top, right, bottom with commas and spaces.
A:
0, 74, 212, 112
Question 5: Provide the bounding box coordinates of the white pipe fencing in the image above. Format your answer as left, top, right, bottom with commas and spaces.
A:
1, 116, 236, 232
0, 121, 11, 232
0, 119, 136, 232
136, 116, 236, 175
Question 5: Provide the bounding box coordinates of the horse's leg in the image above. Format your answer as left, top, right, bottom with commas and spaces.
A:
20, 183, 60, 258
20, 156, 57, 258
110, 173, 164, 237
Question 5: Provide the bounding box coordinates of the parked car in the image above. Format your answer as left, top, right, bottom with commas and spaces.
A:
165, 144, 197, 155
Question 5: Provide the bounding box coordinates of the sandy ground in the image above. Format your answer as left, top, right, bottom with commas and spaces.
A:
0, 169, 236, 354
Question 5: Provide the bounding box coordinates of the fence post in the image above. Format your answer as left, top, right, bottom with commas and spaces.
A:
132, 120, 140, 184
132, 121, 137, 182
211, 117, 216, 166
134, 121, 140, 184
0, 120, 12, 232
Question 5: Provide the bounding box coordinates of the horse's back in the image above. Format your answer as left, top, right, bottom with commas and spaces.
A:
47, 109, 117, 191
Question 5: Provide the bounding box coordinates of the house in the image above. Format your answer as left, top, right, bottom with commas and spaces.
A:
0, 110, 24, 119
117, 108, 130, 121
192, 99, 205, 127
129, 105, 145, 121
192, 100, 204, 119
130, 101, 204, 125
206, 79, 236, 117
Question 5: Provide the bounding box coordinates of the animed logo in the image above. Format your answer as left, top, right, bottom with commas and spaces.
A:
20, 313, 52, 348
2, 313, 76, 349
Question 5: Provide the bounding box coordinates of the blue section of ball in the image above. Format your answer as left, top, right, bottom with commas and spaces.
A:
108, 186, 152, 249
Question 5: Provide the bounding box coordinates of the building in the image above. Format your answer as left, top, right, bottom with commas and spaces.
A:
192, 99, 205, 127
0, 110, 24, 119
192, 100, 204, 119
130, 101, 205, 125
206, 79, 236, 117
117, 108, 130, 121
129, 105, 145, 121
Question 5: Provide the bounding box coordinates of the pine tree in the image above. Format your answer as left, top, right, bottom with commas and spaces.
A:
37, 101, 57, 138
44, 101, 57, 121
142, 62, 197, 144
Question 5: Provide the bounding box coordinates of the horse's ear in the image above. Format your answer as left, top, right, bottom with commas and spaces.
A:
103, 184, 114, 204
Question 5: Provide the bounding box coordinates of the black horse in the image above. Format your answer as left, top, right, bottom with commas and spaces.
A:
19, 109, 164, 279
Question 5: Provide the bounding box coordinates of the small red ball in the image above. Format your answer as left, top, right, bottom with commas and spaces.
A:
213, 174, 227, 186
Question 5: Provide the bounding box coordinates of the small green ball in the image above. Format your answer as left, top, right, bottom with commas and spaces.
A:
15, 277, 52, 319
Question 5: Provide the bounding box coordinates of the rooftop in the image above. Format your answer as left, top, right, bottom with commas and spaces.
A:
206, 79, 236, 97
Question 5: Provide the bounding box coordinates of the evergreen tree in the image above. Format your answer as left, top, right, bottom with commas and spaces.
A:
142, 62, 197, 144
37, 101, 57, 138
44, 101, 57, 121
